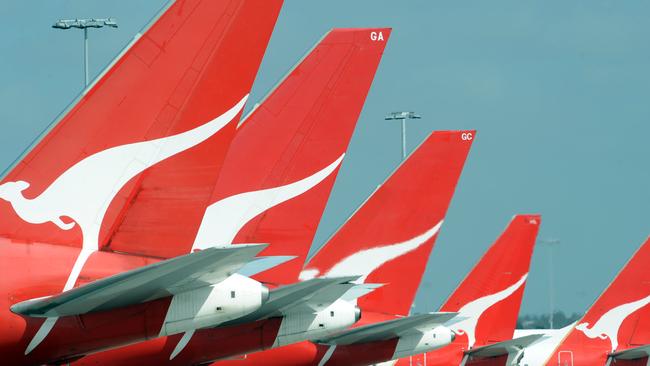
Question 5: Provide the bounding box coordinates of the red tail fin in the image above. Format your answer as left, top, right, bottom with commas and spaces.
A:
302, 130, 475, 316
394, 215, 539, 366
546, 236, 650, 365
210, 28, 391, 284
441, 214, 540, 347
0, 0, 282, 251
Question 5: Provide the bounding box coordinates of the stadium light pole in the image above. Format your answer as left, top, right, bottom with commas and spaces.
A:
540, 238, 560, 328
385, 111, 421, 160
52, 18, 118, 87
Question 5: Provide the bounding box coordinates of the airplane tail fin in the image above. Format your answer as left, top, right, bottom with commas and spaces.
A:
206, 28, 391, 285
441, 214, 540, 346
0, 0, 283, 250
547, 236, 650, 365
395, 217, 539, 365
302, 130, 475, 316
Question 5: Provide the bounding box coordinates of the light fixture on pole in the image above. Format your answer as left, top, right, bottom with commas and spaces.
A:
52, 18, 118, 87
539, 238, 560, 329
385, 111, 421, 160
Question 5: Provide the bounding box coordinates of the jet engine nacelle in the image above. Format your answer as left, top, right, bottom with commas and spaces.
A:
392, 325, 456, 359
160, 274, 269, 336
274, 299, 361, 347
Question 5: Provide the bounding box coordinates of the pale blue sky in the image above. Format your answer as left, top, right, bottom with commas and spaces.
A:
1, 1, 648, 318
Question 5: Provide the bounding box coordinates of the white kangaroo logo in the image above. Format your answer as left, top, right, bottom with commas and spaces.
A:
299, 221, 443, 283
449, 273, 528, 348
191, 154, 344, 251
575, 294, 650, 351
2, 95, 248, 354
0, 95, 247, 253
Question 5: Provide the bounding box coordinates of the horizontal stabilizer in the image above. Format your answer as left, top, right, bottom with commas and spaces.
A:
609, 345, 650, 360
237, 256, 297, 277
287, 282, 381, 313
289, 283, 356, 313
340, 284, 384, 302
464, 334, 545, 358
11, 244, 267, 317
320, 312, 458, 345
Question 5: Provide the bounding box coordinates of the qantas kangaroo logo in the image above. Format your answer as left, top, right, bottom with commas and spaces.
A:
575, 294, 650, 351
0, 95, 247, 252
448, 273, 528, 348
191, 154, 344, 251
299, 221, 443, 283
0, 95, 248, 354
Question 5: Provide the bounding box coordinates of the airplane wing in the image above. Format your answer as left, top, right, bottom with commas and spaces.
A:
463, 334, 545, 359
609, 344, 650, 360
319, 312, 458, 345
11, 244, 267, 317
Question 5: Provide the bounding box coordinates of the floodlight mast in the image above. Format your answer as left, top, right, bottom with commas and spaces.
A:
385, 111, 421, 160
52, 18, 118, 87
